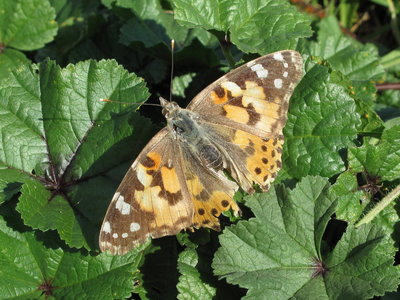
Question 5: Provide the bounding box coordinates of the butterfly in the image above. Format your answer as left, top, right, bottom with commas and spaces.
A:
99, 50, 304, 255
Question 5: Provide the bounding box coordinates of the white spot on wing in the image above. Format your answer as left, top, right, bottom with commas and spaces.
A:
274, 78, 283, 89
273, 52, 284, 61
115, 193, 131, 215
250, 64, 268, 78
283, 62, 288, 68
112, 233, 119, 238
283, 71, 288, 77
102, 221, 111, 233
130, 222, 141, 232
221, 81, 242, 97
122, 233, 128, 238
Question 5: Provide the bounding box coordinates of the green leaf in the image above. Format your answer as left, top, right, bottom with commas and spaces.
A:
381, 48, 400, 70
172, 73, 196, 98
0, 216, 146, 299
213, 176, 334, 298
172, 0, 312, 53
177, 248, 216, 300
0, 0, 58, 50
0, 64, 46, 173
17, 179, 89, 249
301, 16, 384, 82
329, 171, 367, 224
0, 59, 154, 250
117, 0, 189, 48
349, 125, 400, 181
0, 48, 30, 78
284, 60, 361, 178
0, 163, 30, 203
324, 224, 399, 299
213, 176, 400, 299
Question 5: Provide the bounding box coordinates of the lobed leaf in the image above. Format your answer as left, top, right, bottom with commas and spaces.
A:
213, 176, 400, 299
172, 0, 312, 53
0, 216, 146, 299
0, 59, 153, 250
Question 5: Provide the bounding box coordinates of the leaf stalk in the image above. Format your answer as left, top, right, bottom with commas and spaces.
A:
355, 183, 400, 227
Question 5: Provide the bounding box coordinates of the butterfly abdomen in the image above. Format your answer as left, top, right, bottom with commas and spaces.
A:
169, 109, 224, 171
198, 143, 223, 171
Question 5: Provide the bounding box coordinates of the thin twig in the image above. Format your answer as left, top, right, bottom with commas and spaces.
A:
376, 82, 400, 90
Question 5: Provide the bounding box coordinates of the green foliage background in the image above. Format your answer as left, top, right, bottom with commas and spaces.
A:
0, 0, 399, 299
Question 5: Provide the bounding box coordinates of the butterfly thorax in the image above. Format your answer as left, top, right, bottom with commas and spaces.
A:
160, 97, 224, 171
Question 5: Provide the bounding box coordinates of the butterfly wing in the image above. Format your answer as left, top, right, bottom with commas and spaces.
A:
187, 51, 303, 192
187, 50, 303, 139
179, 146, 240, 230
99, 128, 194, 255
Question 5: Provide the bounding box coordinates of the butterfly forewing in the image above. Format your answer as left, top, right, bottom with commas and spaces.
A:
188, 50, 303, 139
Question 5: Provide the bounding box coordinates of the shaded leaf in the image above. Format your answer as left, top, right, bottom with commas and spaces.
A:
177, 248, 216, 300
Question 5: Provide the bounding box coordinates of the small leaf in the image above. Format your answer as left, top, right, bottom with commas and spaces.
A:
329, 171, 367, 224
349, 125, 400, 181
177, 248, 216, 300
16, 179, 89, 249
301, 16, 385, 82
0, 0, 58, 50
0, 48, 30, 78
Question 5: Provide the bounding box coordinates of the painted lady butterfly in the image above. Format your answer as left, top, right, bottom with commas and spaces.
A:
99, 50, 304, 254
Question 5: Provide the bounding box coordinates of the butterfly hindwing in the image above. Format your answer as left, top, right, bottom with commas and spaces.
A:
180, 146, 240, 230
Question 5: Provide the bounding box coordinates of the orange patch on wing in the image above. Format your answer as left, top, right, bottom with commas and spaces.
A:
233, 130, 284, 188
223, 105, 249, 124
187, 175, 204, 195
192, 191, 239, 229
161, 166, 180, 193
145, 152, 162, 170
211, 90, 229, 104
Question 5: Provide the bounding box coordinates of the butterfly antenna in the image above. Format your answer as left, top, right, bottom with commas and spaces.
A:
99, 98, 162, 108
169, 39, 175, 102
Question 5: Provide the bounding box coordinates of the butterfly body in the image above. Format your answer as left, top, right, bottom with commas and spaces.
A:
100, 50, 304, 255
161, 98, 226, 171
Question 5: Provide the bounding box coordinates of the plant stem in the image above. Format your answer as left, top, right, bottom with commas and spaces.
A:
387, 0, 400, 46
355, 183, 400, 227
219, 36, 235, 68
